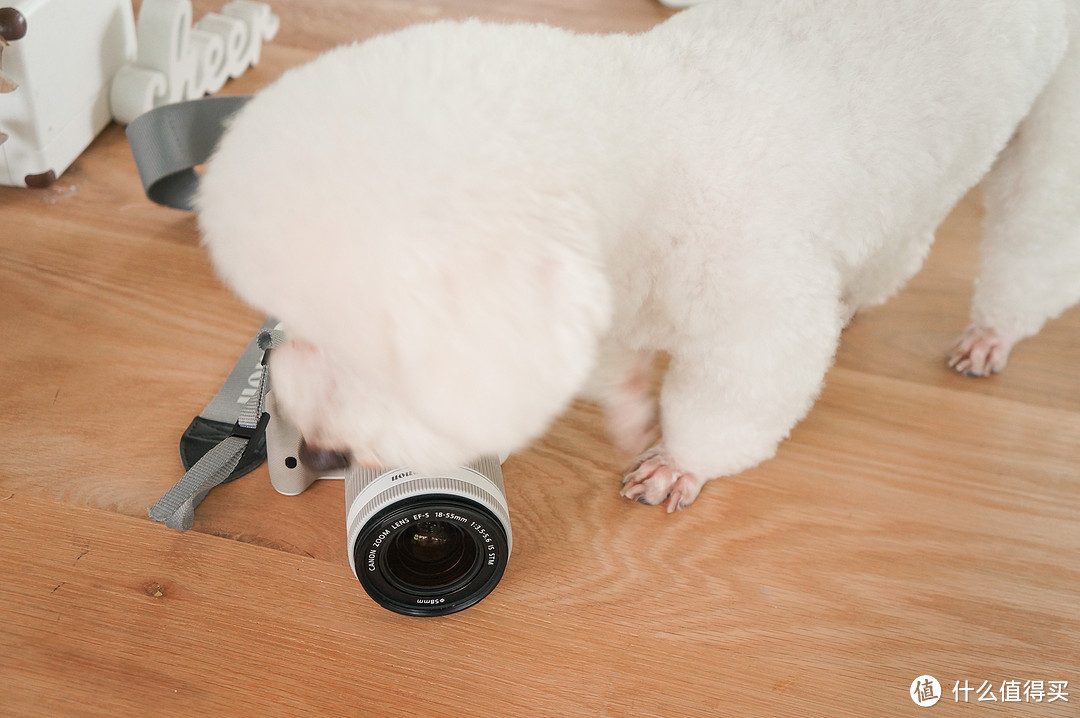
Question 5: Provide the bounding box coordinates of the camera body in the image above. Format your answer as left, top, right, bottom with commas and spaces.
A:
264, 389, 512, 616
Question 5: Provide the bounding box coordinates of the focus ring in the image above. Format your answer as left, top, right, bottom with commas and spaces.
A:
346, 467, 512, 558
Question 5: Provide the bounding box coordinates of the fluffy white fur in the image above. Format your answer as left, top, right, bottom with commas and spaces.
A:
198, 0, 1080, 511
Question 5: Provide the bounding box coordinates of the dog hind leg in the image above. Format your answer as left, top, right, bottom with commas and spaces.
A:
950, 35, 1080, 376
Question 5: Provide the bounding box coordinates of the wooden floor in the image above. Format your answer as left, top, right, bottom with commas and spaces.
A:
2, 1, 1078, 716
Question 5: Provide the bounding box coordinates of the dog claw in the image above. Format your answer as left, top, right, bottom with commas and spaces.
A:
948, 325, 1013, 377
620, 446, 706, 511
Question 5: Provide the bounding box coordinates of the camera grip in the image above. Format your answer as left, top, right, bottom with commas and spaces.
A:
264, 389, 322, 495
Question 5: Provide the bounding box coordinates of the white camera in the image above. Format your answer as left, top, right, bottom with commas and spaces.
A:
264, 389, 512, 616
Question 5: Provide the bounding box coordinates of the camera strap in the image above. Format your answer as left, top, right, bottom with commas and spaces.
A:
148, 328, 285, 529
128, 95, 283, 530
126, 94, 251, 210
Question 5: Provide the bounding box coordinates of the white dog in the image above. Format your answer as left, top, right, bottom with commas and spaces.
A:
198, 0, 1080, 512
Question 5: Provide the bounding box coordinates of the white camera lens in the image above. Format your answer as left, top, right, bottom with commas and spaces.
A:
346, 457, 512, 616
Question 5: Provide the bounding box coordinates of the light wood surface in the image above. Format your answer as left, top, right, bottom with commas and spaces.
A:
2, 1, 1078, 716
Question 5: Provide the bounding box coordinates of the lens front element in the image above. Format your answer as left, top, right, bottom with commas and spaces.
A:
387, 519, 478, 591
353, 495, 509, 616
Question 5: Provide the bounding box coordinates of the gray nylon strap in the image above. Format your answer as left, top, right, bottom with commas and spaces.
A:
150, 437, 248, 530
127, 94, 282, 530
149, 329, 285, 529
126, 97, 269, 434
201, 316, 280, 425
126, 94, 251, 210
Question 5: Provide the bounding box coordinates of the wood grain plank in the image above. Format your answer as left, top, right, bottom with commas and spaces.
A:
176, 0, 676, 52
3, 439, 1077, 718
1, 1, 1078, 715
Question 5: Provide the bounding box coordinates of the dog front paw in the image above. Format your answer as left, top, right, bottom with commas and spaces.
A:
620, 446, 706, 513
948, 325, 1014, 377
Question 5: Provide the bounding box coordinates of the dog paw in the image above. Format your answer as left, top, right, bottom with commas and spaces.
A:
620, 446, 706, 513
947, 325, 1013, 377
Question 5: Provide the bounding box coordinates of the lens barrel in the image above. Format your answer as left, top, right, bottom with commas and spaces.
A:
346, 458, 511, 617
